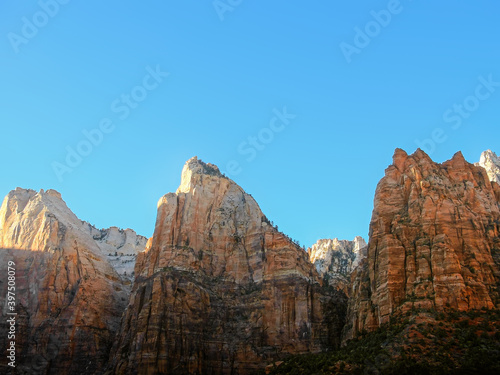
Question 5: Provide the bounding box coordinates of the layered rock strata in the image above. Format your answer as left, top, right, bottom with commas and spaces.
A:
0, 188, 144, 374
344, 149, 500, 340
110, 157, 343, 374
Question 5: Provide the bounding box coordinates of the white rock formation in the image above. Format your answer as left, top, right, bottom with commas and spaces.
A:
476, 149, 500, 183
308, 236, 367, 293
81, 224, 147, 281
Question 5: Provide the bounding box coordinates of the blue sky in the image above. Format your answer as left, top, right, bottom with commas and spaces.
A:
1, 1, 499, 247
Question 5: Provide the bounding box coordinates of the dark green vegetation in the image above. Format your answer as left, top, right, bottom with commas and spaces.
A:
268, 308, 500, 375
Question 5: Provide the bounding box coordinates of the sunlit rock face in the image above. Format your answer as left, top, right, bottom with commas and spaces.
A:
476, 149, 500, 183
343, 149, 500, 341
0, 188, 145, 375
308, 237, 367, 295
110, 157, 345, 375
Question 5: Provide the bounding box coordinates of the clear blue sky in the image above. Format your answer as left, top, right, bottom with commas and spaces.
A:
1, 1, 499, 247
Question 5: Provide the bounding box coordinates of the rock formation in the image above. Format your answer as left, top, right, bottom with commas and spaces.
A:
109, 157, 344, 374
476, 149, 500, 183
3, 149, 499, 373
344, 149, 500, 340
308, 237, 367, 294
0, 188, 145, 374
82, 224, 147, 281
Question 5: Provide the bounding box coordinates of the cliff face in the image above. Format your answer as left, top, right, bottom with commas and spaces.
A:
0, 188, 144, 374
110, 157, 344, 374
308, 237, 367, 294
4, 149, 498, 373
344, 149, 500, 340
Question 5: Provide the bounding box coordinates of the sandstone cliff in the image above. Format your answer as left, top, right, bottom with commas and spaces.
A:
0, 188, 144, 374
109, 157, 344, 374
344, 149, 500, 340
308, 237, 367, 294
4, 149, 498, 373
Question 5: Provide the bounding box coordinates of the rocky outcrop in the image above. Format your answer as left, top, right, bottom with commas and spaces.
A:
82, 225, 147, 281
110, 157, 344, 374
0, 188, 144, 374
344, 149, 500, 341
476, 149, 500, 183
308, 237, 367, 294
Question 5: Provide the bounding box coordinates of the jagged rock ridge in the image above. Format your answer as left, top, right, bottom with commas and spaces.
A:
109, 156, 345, 374
344, 149, 500, 341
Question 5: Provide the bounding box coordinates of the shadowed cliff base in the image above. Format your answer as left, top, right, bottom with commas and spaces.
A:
269, 308, 500, 374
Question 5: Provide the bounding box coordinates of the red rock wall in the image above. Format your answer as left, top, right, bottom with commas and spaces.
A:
344, 149, 500, 340
0, 189, 129, 374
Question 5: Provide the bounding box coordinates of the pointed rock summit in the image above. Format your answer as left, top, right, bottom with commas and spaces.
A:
176, 156, 227, 194
110, 157, 344, 374
392, 148, 408, 172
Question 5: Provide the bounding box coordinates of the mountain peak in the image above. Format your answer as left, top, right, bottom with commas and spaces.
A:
1, 188, 68, 220
392, 148, 409, 171
480, 149, 499, 165
445, 150, 469, 169
184, 156, 222, 175
482, 149, 497, 157
177, 156, 226, 193
45, 188, 62, 199
412, 148, 433, 162
8, 187, 64, 204
451, 150, 466, 162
